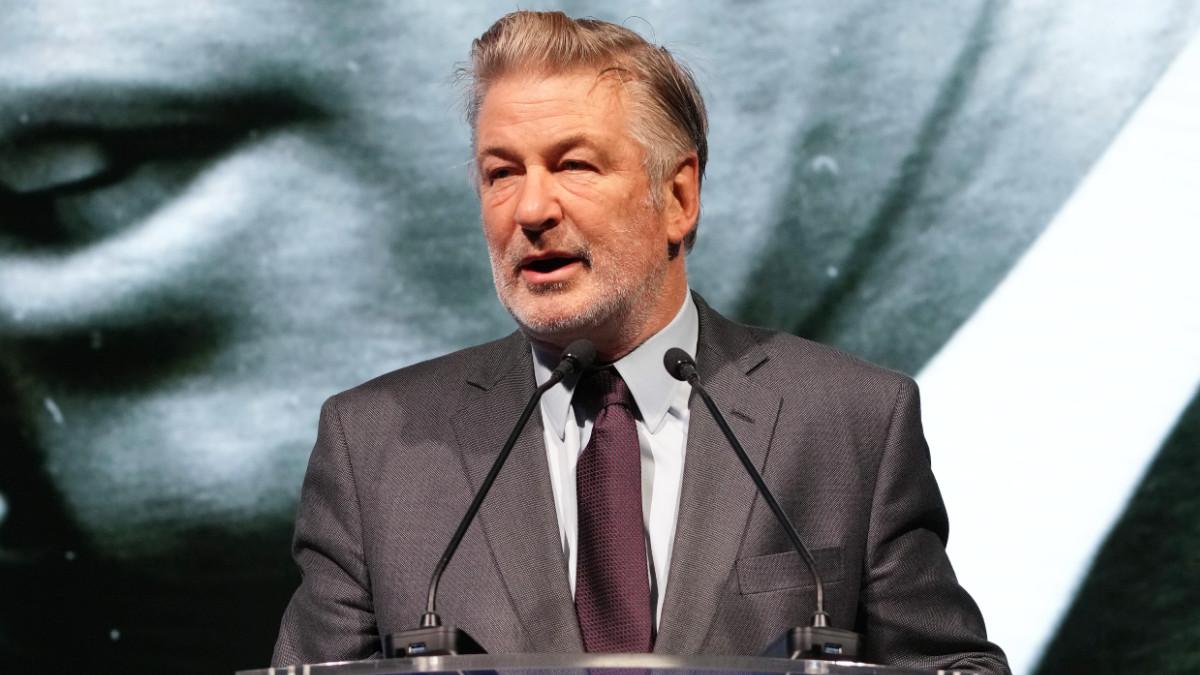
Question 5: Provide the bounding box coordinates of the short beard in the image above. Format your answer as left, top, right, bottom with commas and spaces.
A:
490, 244, 666, 343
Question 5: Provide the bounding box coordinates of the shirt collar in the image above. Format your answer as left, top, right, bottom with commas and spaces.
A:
534, 292, 700, 439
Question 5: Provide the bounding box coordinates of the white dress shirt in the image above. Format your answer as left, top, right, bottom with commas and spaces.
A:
532, 293, 699, 628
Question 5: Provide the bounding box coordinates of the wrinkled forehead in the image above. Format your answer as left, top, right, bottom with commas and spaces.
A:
0, 2, 449, 103
472, 66, 636, 134
2, 1, 329, 68
476, 69, 634, 134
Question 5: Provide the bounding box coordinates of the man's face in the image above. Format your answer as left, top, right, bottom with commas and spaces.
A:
0, 1, 506, 560
476, 71, 692, 355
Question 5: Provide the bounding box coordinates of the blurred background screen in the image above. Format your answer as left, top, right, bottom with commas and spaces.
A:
1, 2, 1198, 673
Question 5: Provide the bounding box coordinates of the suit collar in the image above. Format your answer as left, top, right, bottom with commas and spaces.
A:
534, 293, 700, 439
691, 292, 770, 378
462, 330, 532, 391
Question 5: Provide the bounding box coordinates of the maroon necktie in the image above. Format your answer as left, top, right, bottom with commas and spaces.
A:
573, 368, 653, 653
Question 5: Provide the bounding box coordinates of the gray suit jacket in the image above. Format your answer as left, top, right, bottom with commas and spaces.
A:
273, 296, 1009, 673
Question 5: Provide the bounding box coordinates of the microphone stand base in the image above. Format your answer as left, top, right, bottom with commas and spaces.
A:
383, 625, 486, 658
763, 626, 862, 661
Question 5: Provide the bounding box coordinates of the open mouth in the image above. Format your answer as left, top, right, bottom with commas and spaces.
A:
522, 256, 578, 274
518, 252, 586, 284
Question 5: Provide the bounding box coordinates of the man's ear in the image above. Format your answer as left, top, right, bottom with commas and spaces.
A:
663, 153, 700, 244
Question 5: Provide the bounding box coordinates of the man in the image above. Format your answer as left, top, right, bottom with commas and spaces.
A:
273, 10, 1008, 673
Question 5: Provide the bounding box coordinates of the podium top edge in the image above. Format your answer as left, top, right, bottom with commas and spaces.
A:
239, 652, 972, 675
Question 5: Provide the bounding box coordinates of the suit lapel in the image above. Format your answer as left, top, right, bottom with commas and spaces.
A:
451, 334, 584, 652
655, 297, 782, 653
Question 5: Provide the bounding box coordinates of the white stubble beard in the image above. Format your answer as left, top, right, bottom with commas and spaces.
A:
487, 229, 670, 345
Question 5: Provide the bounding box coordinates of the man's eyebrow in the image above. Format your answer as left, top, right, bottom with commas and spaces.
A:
476, 145, 518, 163
477, 133, 607, 162
548, 134, 601, 156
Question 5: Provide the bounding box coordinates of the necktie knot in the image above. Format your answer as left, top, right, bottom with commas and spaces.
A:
576, 367, 636, 415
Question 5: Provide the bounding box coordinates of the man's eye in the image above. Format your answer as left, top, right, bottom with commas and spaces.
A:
487, 168, 515, 183
0, 126, 242, 251
561, 160, 593, 172
0, 89, 322, 253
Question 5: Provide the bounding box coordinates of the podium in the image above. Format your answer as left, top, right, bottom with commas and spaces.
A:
238, 653, 977, 675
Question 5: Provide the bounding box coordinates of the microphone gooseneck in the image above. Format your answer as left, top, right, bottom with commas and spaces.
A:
663, 347, 862, 660
420, 340, 595, 625
384, 340, 596, 658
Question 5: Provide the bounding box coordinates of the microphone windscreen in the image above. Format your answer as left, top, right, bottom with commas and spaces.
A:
663, 348, 696, 381
561, 339, 597, 374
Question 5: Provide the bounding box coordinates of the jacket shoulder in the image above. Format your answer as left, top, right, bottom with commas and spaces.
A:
326, 330, 528, 413
696, 294, 914, 396
756, 325, 911, 388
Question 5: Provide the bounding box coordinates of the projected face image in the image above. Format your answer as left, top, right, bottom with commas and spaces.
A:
3, 1, 1195, 674
0, 1, 509, 669
0, 0, 1031, 598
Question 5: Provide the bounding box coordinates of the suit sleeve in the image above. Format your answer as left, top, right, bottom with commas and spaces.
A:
273, 396, 380, 666
859, 377, 1011, 675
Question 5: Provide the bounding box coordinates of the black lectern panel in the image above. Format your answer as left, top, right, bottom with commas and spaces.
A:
238, 653, 976, 675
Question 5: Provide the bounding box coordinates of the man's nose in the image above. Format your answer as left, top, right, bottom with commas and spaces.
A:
514, 168, 561, 231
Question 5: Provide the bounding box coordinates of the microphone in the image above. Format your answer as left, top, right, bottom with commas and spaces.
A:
662, 348, 864, 661
383, 339, 596, 658
549, 339, 597, 384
